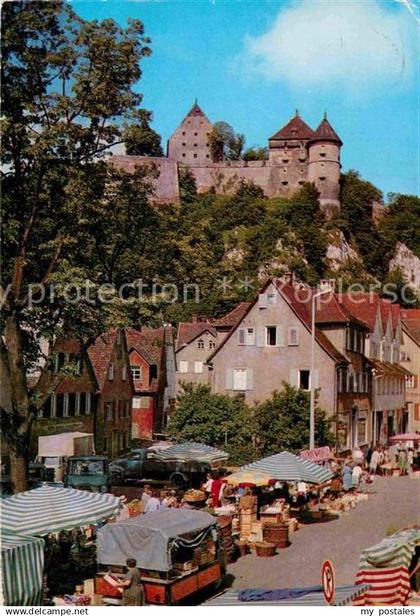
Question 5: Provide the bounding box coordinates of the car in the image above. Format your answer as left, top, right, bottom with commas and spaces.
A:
109, 448, 209, 488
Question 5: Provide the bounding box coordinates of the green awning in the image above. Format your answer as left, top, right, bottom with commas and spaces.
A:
1, 532, 45, 605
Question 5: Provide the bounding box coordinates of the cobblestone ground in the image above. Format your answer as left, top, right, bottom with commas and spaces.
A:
228, 476, 420, 589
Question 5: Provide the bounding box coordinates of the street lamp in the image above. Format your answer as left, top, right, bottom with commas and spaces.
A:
310, 289, 330, 450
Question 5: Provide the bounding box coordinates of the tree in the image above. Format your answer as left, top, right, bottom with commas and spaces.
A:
167, 383, 256, 465
123, 109, 163, 156
208, 121, 246, 161
1, 0, 153, 492
243, 147, 268, 161
178, 167, 198, 205
253, 385, 335, 456
378, 194, 420, 258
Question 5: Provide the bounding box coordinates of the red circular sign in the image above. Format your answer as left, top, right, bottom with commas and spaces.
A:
322, 560, 335, 605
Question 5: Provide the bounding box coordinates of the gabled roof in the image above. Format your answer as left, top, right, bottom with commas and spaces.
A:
401, 309, 420, 345
212, 302, 252, 328
125, 327, 165, 366
187, 100, 206, 117
314, 293, 368, 329
176, 322, 217, 351
310, 115, 342, 145
87, 330, 118, 391
207, 279, 348, 365
269, 112, 315, 141
339, 293, 401, 339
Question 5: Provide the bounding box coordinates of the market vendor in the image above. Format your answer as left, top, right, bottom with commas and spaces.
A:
118, 558, 145, 606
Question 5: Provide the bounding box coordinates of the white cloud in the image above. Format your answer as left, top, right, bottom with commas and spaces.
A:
241, 1, 416, 92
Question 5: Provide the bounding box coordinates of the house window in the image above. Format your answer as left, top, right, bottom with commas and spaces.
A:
299, 370, 310, 391
406, 375, 415, 388
238, 328, 255, 346
266, 326, 277, 346
103, 437, 108, 453
194, 361, 203, 374
85, 393, 91, 415
140, 397, 150, 409
75, 393, 81, 416
233, 369, 248, 391
179, 360, 188, 373
267, 293, 276, 305
289, 327, 299, 346
131, 365, 142, 381
122, 365, 127, 381
197, 339, 204, 349
68, 393, 76, 416
108, 364, 114, 381
105, 402, 113, 421
56, 394, 64, 418
133, 397, 141, 409
209, 339, 216, 350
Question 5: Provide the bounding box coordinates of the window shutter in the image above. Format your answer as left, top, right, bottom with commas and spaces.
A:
75, 393, 80, 416
51, 393, 57, 417
256, 327, 265, 347
226, 369, 233, 390
258, 293, 267, 308
246, 328, 255, 346
238, 329, 245, 345
246, 368, 254, 390
86, 393, 91, 415
276, 325, 284, 347
290, 369, 299, 387
312, 369, 319, 389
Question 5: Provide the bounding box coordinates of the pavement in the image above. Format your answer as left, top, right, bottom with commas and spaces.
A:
228, 475, 420, 589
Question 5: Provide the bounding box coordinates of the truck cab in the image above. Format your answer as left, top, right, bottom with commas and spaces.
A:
65, 455, 110, 492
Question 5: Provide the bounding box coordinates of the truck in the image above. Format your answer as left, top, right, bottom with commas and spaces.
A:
36, 432, 94, 482
109, 449, 210, 489
64, 455, 111, 492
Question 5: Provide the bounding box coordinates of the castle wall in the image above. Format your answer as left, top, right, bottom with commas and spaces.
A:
110, 155, 179, 204
183, 160, 309, 199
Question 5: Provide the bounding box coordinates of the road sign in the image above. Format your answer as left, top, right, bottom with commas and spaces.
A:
322, 560, 335, 605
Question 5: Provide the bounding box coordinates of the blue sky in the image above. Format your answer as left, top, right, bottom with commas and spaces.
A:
72, 0, 419, 198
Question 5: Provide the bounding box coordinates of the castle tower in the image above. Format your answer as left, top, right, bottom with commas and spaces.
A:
308, 113, 342, 213
167, 100, 213, 165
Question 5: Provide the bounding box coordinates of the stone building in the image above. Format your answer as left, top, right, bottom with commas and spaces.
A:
111, 103, 343, 212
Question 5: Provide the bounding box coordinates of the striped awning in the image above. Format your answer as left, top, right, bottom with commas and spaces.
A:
240, 451, 333, 484
355, 528, 420, 605
1, 486, 121, 536
1, 533, 44, 605
205, 584, 370, 606
155, 442, 229, 463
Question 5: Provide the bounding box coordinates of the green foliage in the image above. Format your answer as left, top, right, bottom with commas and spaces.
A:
378, 194, 420, 257
178, 167, 198, 205
123, 109, 163, 157
382, 268, 420, 308
168, 383, 334, 465
254, 384, 335, 456
209, 121, 246, 161
243, 147, 268, 161
167, 383, 256, 465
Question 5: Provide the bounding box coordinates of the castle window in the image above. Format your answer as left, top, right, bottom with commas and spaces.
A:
194, 143, 197, 147
298, 181, 304, 185
282, 159, 289, 163
282, 181, 288, 186
193, 154, 197, 158
182, 153, 186, 157
321, 162, 324, 167
182, 142, 186, 146
319, 176, 326, 181
206, 154, 210, 158
320, 152, 326, 157
182, 131, 185, 135
194, 132, 198, 136
300, 168, 304, 173
283, 168, 287, 173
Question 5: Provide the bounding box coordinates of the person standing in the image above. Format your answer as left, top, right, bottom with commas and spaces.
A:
342, 460, 353, 491
407, 448, 414, 475
369, 448, 381, 475
203, 472, 214, 498
143, 488, 161, 513
398, 448, 408, 476
118, 558, 145, 606
352, 464, 363, 489
210, 471, 223, 508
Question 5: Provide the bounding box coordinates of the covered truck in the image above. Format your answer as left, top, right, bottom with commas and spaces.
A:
96, 509, 223, 605
36, 432, 94, 481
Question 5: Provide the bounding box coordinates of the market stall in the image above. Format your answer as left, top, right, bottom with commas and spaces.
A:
204, 584, 370, 606
354, 527, 420, 605
0, 485, 121, 535
1, 532, 45, 606
240, 451, 333, 484
155, 442, 229, 465
96, 509, 222, 604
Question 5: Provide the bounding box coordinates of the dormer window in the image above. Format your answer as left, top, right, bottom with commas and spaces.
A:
197, 339, 204, 349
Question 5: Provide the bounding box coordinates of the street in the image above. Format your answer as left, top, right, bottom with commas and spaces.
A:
227, 476, 420, 589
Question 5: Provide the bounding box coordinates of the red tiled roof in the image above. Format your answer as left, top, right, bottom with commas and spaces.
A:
401, 309, 420, 344
339, 293, 381, 332
270, 113, 315, 141
212, 302, 252, 327
87, 330, 118, 391
125, 327, 165, 366
310, 116, 342, 145
176, 322, 216, 351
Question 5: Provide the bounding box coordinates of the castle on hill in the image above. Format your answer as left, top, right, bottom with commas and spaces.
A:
112, 101, 343, 212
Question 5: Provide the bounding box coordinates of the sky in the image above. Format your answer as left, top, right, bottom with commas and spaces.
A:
72, 0, 419, 198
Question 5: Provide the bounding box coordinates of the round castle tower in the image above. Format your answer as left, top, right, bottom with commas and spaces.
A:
308, 113, 342, 212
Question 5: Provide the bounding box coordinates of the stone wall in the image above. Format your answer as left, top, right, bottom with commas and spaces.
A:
110, 155, 179, 204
